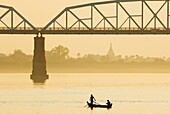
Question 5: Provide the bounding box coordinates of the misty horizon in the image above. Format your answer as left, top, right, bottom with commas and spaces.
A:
0, 43, 170, 58
0, 45, 170, 73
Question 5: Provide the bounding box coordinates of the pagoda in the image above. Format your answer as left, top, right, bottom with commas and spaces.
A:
107, 43, 115, 62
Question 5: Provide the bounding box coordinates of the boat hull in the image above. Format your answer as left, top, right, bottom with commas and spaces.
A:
87, 101, 112, 109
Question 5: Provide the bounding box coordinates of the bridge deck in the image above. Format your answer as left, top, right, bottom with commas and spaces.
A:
41, 30, 170, 35
0, 27, 37, 34
0, 27, 170, 34
42, 27, 170, 34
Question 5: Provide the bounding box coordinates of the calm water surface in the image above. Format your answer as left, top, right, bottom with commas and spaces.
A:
0, 73, 170, 114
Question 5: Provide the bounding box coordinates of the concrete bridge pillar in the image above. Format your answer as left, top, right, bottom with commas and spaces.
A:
30, 36, 48, 83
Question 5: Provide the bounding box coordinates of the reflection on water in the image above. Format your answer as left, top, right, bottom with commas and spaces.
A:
33, 82, 45, 86
0, 73, 170, 114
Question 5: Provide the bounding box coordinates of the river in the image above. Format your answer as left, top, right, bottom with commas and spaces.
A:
0, 73, 170, 114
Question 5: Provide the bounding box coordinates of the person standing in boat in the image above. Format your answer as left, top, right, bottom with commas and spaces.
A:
90, 94, 96, 105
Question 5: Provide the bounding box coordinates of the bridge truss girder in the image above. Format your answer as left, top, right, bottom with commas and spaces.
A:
0, 5, 38, 34
41, 0, 170, 34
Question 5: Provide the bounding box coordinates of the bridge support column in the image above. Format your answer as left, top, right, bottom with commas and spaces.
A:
30, 36, 48, 83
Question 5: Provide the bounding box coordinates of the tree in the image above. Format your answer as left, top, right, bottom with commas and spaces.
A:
9, 49, 27, 59
51, 45, 69, 60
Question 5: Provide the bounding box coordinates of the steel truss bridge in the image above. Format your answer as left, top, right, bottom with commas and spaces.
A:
0, 5, 37, 34
1, 0, 170, 83
1, 0, 170, 35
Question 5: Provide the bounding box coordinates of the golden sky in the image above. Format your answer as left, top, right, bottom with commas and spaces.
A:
0, 0, 170, 57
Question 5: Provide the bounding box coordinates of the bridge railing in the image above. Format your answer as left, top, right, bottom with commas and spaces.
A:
0, 27, 35, 30
45, 27, 167, 31
0, 27, 167, 31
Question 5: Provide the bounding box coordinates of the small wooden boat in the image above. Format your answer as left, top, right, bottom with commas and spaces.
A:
87, 101, 112, 109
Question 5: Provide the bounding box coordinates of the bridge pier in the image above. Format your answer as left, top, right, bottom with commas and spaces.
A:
30, 36, 48, 83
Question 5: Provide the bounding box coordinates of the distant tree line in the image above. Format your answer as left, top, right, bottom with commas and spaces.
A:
0, 45, 170, 72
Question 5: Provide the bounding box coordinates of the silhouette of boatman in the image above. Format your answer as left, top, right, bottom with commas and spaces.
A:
90, 94, 96, 105
106, 100, 111, 106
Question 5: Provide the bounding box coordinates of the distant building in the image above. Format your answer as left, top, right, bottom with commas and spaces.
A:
83, 43, 116, 63
107, 43, 115, 62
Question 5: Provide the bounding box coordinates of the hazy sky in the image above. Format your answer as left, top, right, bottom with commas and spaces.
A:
0, 0, 170, 57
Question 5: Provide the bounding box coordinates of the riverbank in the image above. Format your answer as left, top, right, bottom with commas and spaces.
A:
0, 63, 170, 73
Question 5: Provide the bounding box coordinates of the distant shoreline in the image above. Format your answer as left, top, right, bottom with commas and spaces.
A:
0, 65, 170, 73
1, 47, 170, 74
